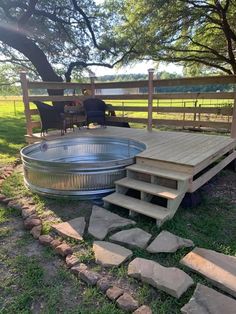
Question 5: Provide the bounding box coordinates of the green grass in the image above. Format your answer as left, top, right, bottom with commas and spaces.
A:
0, 102, 26, 165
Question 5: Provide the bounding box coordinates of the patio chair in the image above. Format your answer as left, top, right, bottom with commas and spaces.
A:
34, 101, 65, 135
83, 98, 106, 127
105, 103, 130, 128
106, 121, 130, 128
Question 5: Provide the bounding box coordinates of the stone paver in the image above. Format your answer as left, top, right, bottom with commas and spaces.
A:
53, 217, 86, 241
50, 239, 62, 249
22, 207, 36, 219
180, 247, 236, 298
110, 228, 152, 249
97, 278, 112, 292
39, 235, 53, 246
65, 254, 80, 268
79, 269, 101, 286
71, 263, 88, 275
24, 217, 41, 230
133, 305, 152, 314
88, 205, 136, 240
55, 243, 73, 257
106, 286, 124, 301
181, 283, 236, 314
128, 257, 194, 298
30, 225, 42, 239
116, 293, 139, 312
146, 230, 194, 253
93, 241, 133, 267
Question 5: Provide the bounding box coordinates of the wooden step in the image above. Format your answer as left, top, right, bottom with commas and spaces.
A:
103, 193, 171, 224
115, 177, 180, 200
127, 164, 191, 181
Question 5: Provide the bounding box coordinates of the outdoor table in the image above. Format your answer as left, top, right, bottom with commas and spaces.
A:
61, 111, 86, 135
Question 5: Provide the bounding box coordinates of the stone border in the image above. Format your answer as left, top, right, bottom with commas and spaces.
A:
0, 163, 152, 314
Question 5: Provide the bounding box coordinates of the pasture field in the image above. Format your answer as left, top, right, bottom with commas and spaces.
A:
0, 97, 233, 133
0, 96, 233, 116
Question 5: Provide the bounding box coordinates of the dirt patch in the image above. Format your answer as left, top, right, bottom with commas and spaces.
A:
205, 169, 236, 204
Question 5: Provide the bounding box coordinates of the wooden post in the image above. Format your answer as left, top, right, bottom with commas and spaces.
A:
183, 102, 186, 130
147, 68, 154, 131
20, 72, 32, 135
231, 91, 236, 138
90, 74, 95, 98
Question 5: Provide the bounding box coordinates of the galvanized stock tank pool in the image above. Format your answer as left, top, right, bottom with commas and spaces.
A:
20, 137, 146, 199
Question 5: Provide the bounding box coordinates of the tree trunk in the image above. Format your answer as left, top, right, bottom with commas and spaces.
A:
0, 25, 64, 97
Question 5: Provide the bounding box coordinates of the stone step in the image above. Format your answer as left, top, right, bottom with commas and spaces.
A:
88, 205, 136, 240
103, 193, 171, 226
181, 247, 236, 298
93, 241, 133, 267
128, 257, 194, 299
115, 177, 180, 200
181, 283, 236, 314
127, 164, 191, 181
52, 217, 86, 241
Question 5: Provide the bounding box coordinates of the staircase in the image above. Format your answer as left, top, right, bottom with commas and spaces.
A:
103, 163, 192, 226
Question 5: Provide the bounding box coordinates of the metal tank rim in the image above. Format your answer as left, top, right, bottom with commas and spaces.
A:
20, 136, 146, 199
20, 136, 146, 170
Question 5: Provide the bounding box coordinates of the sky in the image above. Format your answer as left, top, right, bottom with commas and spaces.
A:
90, 61, 183, 77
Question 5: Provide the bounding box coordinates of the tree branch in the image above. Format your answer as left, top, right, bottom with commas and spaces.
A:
17, 0, 38, 27
0, 24, 62, 83
70, 0, 100, 50
64, 43, 137, 81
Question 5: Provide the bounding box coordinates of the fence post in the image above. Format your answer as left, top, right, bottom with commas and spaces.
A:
183, 102, 186, 130
231, 90, 236, 138
147, 68, 154, 131
20, 72, 32, 135
13, 100, 16, 116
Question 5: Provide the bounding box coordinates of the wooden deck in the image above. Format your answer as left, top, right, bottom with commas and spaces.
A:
26, 127, 236, 226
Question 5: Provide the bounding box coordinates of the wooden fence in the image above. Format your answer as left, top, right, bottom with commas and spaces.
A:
20, 71, 236, 138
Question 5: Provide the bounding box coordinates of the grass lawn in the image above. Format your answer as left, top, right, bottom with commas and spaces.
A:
0, 100, 236, 313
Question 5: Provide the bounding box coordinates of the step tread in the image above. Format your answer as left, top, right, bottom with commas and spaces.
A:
127, 164, 191, 181
115, 177, 181, 200
103, 193, 171, 221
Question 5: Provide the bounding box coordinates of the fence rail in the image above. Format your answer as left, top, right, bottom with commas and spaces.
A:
20, 72, 236, 138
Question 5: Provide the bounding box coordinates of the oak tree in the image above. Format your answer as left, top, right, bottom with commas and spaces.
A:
107, 0, 236, 75
0, 0, 130, 82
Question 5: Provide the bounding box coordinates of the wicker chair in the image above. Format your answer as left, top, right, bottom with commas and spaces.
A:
105, 103, 130, 128
83, 98, 106, 127
106, 121, 130, 128
34, 101, 65, 135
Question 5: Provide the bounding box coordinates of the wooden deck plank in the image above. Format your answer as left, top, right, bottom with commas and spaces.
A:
179, 139, 234, 164
115, 177, 180, 199
127, 164, 191, 180
145, 135, 212, 160
103, 193, 171, 221
181, 138, 235, 164
156, 136, 225, 164
139, 132, 195, 157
